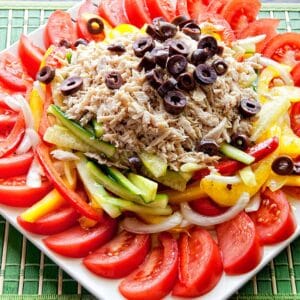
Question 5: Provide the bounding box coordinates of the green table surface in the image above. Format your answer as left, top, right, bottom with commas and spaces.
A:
0, 1, 300, 299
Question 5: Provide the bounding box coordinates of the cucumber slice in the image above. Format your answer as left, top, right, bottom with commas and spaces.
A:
139, 152, 167, 178
220, 143, 255, 165
146, 194, 168, 208
128, 173, 158, 203
48, 105, 115, 157
92, 119, 104, 138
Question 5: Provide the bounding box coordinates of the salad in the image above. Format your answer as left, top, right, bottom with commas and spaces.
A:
1, 0, 300, 298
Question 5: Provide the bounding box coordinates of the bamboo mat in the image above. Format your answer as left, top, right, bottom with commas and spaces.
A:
0, 1, 299, 299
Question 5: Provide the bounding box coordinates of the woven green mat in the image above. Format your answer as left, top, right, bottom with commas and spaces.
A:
0, 1, 299, 299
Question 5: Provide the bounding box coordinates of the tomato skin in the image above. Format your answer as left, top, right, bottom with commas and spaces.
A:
206, 0, 227, 14
145, 0, 176, 21
44, 10, 76, 48
17, 206, 79, 235
43, 217, 117, 258
290, 102, 300, 137
249, 189, 296, 245
172, 227, 223, 297
18, 34, 44, 79
0, 176, 52, 207
262, 33, 300, 65
190, 197, 228, 216
216, 212, 263, 275
176, 0, 190, 17
119, 232, 178, 300
291, 62, 300, 87
83, 231, 150, 278
124, 0, 151, 28
186, 0, 208, 20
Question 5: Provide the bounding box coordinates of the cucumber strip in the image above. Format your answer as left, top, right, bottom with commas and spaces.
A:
220, 143, 255, 165
48, 105, 115, 157
146, 194, 168, 209
92, 119, 105, 138
139, 152, 167, 178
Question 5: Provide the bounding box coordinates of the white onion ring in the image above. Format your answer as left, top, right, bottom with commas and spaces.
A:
204, 174, 241, 184
245, 192, 261, 213
4, 95, 21, 112
26, 158, 42, 188
122, 212, 183, 234
16, 94, 34, 129
51, 149, 79, 161
180, 192, 250, 227
16, 128, 40, 154
234, 34, 266, 46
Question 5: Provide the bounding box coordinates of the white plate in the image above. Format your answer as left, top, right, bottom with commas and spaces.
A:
2, 1, 300, 299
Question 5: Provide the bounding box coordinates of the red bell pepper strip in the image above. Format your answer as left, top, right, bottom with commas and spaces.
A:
193, 137, 279, 179
36, 142, 102, 221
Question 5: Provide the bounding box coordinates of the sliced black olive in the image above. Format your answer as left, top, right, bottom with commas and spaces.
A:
74, 38, 88, 47
137, 53, 156, 71
171, 15, 189, 26
133, 37, 155, 57
105, 71, 123, 89
36, 66, 55, 84
217, 46, 224, 56
239, 98, 261, 118
58, 39, 72, 48
128, 156, 142, 173
152, 48, 169, 68
107, 44, 126, 53
166, 55, 187, 76
87, 17, 104, 34
191, 48, 209, 65
177, 72, 195, 91
194, 64, 217, 85
212, 59, 228, 76
178, 19, 195, 29
293, 162, 300, 175
182, 23, 201, 41
60, 76, 83, 96
230, 133, 249, 151
196, 140, 220, 156
163, 90, 187, 115
169, 40, 189, 56
152, 17, 166, 27
272, 155, 294, 175
198, 36, 218, 58
158, 22, 177, 40
146, 25, 163, 41
158, 78, 177, 97
145, 69, 164, 89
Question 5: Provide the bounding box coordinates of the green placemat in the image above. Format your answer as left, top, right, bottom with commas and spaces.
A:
0, 1, 300, 299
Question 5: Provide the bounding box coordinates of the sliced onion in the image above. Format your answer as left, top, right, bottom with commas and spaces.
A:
204, 174, 241, 184
16, 94, 34, 129
122, 212, 183, 234
235, 34, 266, 46
180, 192, 250, 227
16, 128, 40, 154
26, 128, 41, 147
259, 56, 293, 86
51, 149, 79, 161
26, 158, 42, 188
4, 95, 21, 112
245, 192, 261, 213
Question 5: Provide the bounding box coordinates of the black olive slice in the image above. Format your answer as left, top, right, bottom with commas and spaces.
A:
198, 36, 218, 58
163, 90, 187, 115
177, 72, 195, 91
158, 78, 177, 97
293, 162, 300, 175
107, 44, 126, 53
133, 37, 155, 57
74, 38, 89, 47
272, 155, 294, 175
105, 71, 123, 89
137, 53, 156, 71
166, 55, 187, 76
230, 133, 249, 151
191, 48, 209, 65
128, 156, 142, 173
169, 40, 189, 56
171, 15, 189, 26
87, 17, 104, 34
36, 66, 56, 84
158, 22, 177, 40
146, 25, 164, 41
60, 76, 83, 96
152, 17, 166, 27
152, 48, 169, 68
194, 64, 217, 85
145, 69, 164, 89
182, 22, 201, 41
196, 140, 220, 156
58, 39, 72, 48
212, 59, 228, 76
239, 98, 261, 118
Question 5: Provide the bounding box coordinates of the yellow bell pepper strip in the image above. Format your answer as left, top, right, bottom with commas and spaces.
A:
270, 86, 300, 103
200, 150, 278, 206
63, 161, 77, 190
285, 176, 300, 187
265, 172, 288, 192
20, 189, 66, 223
29, 87, 43, 131
280, 124, 300, 157
107, 24, 139, 40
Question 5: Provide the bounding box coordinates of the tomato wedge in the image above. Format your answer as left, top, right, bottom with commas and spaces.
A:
206, 0, 227, 14
190, 197, 228, 216
176, 0, 190, 17
0, 108, 17, 130
119, 232, 178, 300
237, 19, 279, 53
216, 211, 263, 274
289, 102, 300, 137
291, 62, 300, 87
0, 176, 52, 207
18, 205, 79, 235
18, 34, 44, 79
262, 33, 300, 65
145, 0, 176, 21
186, 0, 209, 20
172, 227, 223, 297
249, 189, 296, 245
84, 230, 150, 278
43, 217, 117, 258
124, 0, 151, 28
44, 10, 76, 48
220, 0, 261, 32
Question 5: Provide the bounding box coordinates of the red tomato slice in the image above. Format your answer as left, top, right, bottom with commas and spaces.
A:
237, 19, 279, 53
0, 52, 32, 92
206, 0, 227, 14
44, 10, 76, 48
0, 108, 17, 130
198, 13, 236, 44
0, 176, 52, 207
0, 152, 33, 178
216, 211, 263, 274
119, 232, 178, 300
176, 0, 190, 17
186, 0, 209, 20
289, 102, 300, 137
18, 34, 44, 79
291, 62, 300, 87
145, 0, 176, 21
84, 230, 150, 278
17, 205, 79, 235
190, 197, 228, 216
124, 0, 151, 28
172, 227, 223, 297
262, 33, 300, 65
249, 189, 296, 245
220, 0, 261, 32
43, 217, 117, 258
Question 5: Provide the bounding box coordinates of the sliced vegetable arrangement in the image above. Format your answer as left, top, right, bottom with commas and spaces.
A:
1, 0, 300, 299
